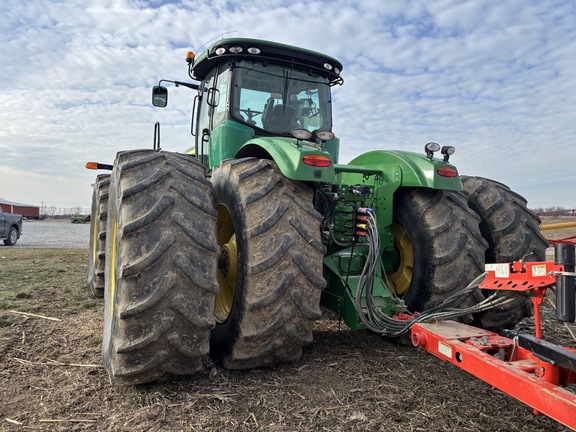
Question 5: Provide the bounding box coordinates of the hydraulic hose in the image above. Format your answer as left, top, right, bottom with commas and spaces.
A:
353, 210, 510, 337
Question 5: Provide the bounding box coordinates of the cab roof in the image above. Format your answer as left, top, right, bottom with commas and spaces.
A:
190, 38, 343, 85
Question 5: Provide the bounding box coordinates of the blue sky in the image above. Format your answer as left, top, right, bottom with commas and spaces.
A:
1, 0, 575, 211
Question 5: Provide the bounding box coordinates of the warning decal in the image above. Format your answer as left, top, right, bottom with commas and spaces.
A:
531, 265, 547, 277
485, 263, 510, 278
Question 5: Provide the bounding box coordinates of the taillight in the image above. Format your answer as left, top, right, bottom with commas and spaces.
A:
302, 154, 331, 167
436, 167, 458, 178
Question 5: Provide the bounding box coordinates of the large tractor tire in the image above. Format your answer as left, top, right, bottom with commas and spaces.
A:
210, 158, 326, 370
461, 176, 549, 330
102, 150, 219, 385
388, 188, 487, 315
87, 174, 110, 298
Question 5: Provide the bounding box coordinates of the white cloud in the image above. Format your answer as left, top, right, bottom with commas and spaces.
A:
0, 0, 575, 211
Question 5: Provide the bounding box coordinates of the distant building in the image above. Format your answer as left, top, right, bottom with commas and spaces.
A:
0, 197, 40, 218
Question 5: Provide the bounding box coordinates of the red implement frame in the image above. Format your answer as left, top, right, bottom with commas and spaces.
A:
549, 236, 576, 246
410, 260, 576, 430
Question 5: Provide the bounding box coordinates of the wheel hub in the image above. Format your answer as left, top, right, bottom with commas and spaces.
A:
218, 248, 229, 275
215, 202, 238, 323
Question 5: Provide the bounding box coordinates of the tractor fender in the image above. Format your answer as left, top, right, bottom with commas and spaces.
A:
235, 137, 336, 183
347, 150, 462, 191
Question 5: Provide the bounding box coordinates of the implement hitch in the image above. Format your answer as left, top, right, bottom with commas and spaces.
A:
410, 243, 576, 430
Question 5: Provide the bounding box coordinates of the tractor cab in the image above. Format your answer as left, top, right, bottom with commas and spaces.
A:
153, 38, 344, 168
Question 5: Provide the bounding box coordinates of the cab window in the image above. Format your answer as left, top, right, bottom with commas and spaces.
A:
232, 60, 332, 135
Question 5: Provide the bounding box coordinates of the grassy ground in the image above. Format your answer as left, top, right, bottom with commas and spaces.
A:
0, 249, 98, 330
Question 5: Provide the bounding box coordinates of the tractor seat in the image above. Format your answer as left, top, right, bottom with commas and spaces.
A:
267, 104, 296, 132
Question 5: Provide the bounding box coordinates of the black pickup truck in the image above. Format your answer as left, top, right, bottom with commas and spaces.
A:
0, 208, 23, 246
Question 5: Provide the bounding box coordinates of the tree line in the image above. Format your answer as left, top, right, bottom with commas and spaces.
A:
532, 206, 575, 217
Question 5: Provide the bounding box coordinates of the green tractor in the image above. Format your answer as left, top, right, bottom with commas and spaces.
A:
88, 38, 547, 384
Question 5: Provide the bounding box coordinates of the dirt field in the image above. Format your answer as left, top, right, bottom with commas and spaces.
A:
1, 226, 575, 431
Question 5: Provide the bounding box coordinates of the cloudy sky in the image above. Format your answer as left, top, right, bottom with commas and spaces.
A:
1, 0, 575, 212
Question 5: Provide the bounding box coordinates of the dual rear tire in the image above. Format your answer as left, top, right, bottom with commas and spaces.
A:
100, 153, 324, 383
389, 178, 548, 330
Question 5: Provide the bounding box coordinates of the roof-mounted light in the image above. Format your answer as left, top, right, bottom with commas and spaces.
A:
323, 63, 333, 71
247, 47, 261, 54
186, 51, 195, 64
229, 46, 243, 54
215, 47, 226, 55
424, 142, 440, 159
292, 129, 312, 140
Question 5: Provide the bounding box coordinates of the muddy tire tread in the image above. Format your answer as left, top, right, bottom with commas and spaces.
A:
393, 188, 487, 313
102, 150, 218, 385
87, 174, 110, 298
211, 158, 326, 370
461, 176, 548, 330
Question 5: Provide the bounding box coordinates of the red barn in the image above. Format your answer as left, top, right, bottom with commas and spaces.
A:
0, 197, 40, 219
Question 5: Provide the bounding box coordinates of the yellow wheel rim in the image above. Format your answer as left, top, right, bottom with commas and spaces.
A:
91, 205, 98, 268
109, 215, 117, 318
215, 204, 237, 323
388, 222, 414, 297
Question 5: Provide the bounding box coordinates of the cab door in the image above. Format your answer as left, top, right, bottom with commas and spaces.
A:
195, 64, 231, 168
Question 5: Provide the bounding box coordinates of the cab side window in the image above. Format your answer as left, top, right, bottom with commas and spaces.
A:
197, 68, 217, 165
213, 66, 230, 127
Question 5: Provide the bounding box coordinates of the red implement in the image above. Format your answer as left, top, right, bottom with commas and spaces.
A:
410, 259, 576, 430
411, 321, 576, 430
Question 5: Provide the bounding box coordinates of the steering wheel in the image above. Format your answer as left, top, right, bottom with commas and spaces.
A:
240, 108, 262, 122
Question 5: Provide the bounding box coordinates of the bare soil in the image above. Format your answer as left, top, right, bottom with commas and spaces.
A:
1, 241, 575, 431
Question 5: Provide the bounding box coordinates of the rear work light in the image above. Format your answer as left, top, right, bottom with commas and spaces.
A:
316, 130, 335, 142
436, 167, 458, 178
302, 154, 331, 167
292, 129, 312, 140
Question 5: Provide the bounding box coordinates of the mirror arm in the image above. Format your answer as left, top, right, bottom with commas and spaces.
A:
159, 79, 199, 91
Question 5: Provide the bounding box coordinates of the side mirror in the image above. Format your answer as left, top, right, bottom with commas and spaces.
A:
152, 86, 168, 107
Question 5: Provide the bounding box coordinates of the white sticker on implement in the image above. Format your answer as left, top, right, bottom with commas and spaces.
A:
485, 263, 510, 278
438, 341, 452, 359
